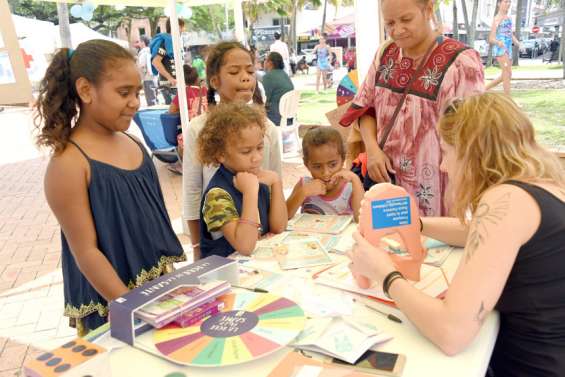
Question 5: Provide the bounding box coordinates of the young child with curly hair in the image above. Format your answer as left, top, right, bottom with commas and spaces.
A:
197, 102, 287, 258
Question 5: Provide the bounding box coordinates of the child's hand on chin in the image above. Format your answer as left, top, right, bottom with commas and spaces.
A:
233, 172, 259, 195
255, 169, 280, 187
330, 170, 356, 186
302, 179, 327, 197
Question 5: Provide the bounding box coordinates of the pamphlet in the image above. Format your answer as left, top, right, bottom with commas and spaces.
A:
288, 214, 353, 235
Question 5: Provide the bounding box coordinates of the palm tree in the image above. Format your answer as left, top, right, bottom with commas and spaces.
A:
513, 0, 524, 66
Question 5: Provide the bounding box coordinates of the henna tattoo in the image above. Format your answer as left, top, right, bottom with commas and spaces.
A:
464, 192, 511, 264
475, 301, 486, 323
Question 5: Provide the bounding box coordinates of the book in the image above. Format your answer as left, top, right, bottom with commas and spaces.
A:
173, 299, 224, 327
314, 261, 449, 305
274, 237, 334, 270
237, 265, 286, 291
135, 280, 231, 328
267, 351, 377, 377
282, 232, 341, 252
292, 317, 392, 364
288, 214, 353, 235
381, 235, 456, 267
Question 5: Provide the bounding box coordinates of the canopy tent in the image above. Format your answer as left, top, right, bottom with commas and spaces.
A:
58, 22, 130, 48
40, 0, 381, 152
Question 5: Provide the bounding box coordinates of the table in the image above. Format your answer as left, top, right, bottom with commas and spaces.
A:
93, 225, 499, 377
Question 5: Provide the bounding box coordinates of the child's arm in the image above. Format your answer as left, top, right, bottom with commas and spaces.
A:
257, 170, 288, 233
221, 173, 261, 255
285, 178, 327, 219
44, 156, 129, 301
331, 170, 364, 222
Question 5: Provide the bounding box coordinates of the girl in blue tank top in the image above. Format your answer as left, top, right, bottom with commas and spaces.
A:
486, 0, 521, 95
34, 40, 186, 336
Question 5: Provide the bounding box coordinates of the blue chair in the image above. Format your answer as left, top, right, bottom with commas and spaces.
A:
133, 109, 181, 164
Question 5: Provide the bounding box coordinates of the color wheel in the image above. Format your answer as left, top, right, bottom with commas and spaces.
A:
152, 292, 305, 367
336, 69, 359, 106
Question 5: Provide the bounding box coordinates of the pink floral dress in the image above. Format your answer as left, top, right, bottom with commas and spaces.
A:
341, 38, 484, 216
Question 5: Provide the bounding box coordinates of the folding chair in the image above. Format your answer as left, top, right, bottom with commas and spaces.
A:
132, 109, 180, 164
278, 90, 302, 162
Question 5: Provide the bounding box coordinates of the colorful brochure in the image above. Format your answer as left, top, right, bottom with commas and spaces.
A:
288, 214, 353, 235
274, 237, 334, 270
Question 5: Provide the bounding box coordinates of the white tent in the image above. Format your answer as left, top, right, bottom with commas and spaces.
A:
57, 22, 130, 49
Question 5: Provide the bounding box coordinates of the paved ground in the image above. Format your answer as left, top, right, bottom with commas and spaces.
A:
0, 106, 308, 375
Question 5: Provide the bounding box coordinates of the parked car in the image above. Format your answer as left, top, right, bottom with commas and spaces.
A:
520, 39, 542, 58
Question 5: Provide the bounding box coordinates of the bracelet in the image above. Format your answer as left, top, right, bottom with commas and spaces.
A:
419, 217, 423, 232
238, 218, 261, 228
383, 271, 405, 299
191, 243, 200, 248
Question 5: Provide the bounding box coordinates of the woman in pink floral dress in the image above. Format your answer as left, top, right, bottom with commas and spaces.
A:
340, 0, 484, 216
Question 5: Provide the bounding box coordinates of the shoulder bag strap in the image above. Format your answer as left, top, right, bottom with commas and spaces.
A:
378, 36, 441, 150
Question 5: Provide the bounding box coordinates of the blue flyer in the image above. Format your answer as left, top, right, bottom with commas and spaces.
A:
371, 196, 411, 229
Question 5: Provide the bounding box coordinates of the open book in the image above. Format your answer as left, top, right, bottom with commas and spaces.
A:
313, 262, 449, 305
288, 214, 353, 235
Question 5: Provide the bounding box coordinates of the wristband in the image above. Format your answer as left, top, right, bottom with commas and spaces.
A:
238, 218, 261, 228
383, 271, 405, 299
419, 217, 423, 232
191, 243, 200, 248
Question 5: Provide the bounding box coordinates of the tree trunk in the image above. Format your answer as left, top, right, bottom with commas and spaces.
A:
486, 0, 500, 68
435, 5, 443, 32
290, 0, 298, 52
453, 0, 459, 40
461, 0, 470, 43
561, 0, 565, 78
469, 0, 479, 46
57, 3, 72, 48
513, 0, 524, 66
321, 0, 328, 36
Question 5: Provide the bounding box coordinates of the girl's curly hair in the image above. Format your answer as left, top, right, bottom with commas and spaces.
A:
198, 102, 266, 166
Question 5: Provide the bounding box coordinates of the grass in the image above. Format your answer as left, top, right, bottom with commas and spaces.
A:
297, 89, 565, 147
485, 64, 563, 75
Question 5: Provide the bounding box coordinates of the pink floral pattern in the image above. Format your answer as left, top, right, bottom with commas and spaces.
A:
353, 38, 484, 216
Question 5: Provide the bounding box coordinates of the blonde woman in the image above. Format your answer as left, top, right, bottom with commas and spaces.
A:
348, 93, 565, 376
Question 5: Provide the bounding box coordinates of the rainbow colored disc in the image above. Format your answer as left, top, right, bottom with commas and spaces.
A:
152, 292, 305, 367
336, 69, 359, 106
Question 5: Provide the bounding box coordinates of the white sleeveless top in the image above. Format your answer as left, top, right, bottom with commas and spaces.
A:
301, 176, 354, 216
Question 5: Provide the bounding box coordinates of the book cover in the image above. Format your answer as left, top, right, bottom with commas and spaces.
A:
267, 351, 377, 377
288, 214, 353, 235
135, 280, 231, 328
173, 299, 224, 327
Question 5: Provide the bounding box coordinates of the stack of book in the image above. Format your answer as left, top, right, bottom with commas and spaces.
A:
135, 280, 231, 328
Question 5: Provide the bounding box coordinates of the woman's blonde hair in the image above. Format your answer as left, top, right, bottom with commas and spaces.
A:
438, 92, 565, 221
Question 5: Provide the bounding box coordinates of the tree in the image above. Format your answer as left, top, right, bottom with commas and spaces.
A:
186, 5, 234, 40
8, 0, 58, 23
513, 0, 524, 66
486, 0, 500, 67
452, 0, 459, 40
468, 0, 479, 46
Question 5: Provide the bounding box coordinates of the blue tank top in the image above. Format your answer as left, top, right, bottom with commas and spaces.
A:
62, 134, 185, 333
200, 164, 270, 258
493, 17, 513, 57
